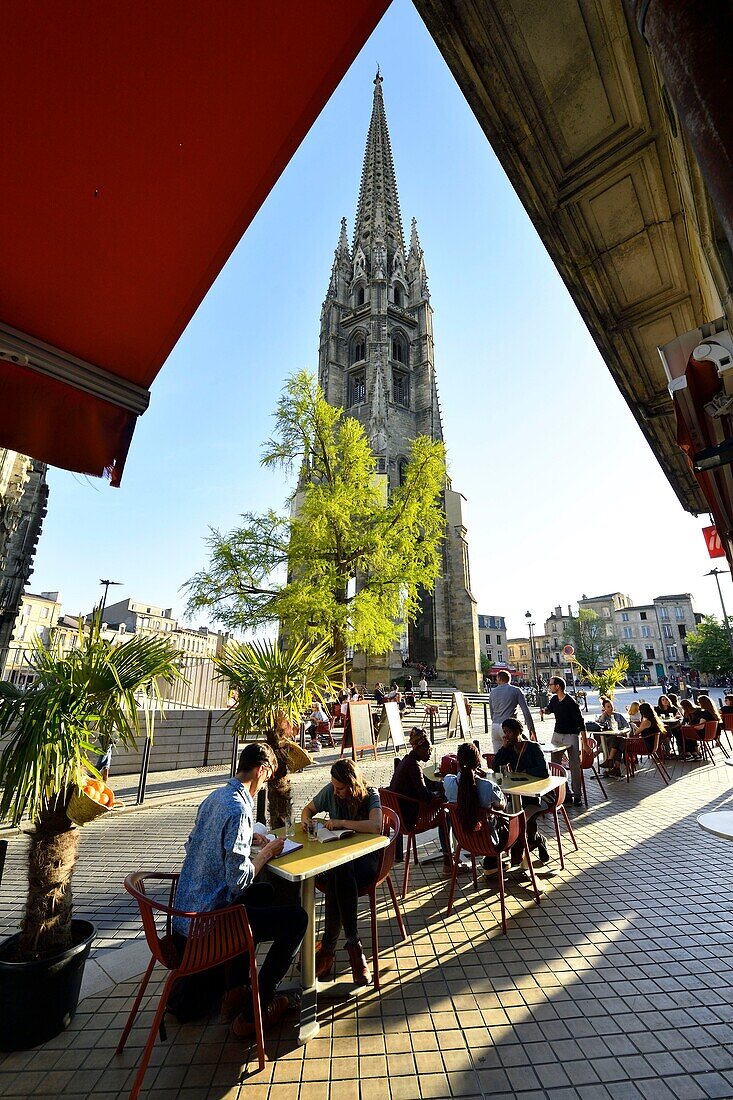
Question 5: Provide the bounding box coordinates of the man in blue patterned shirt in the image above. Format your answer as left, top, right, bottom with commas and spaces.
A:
173, 742, 307, 1034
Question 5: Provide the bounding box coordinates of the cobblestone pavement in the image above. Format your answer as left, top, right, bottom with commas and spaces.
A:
2, 737, 733, 1100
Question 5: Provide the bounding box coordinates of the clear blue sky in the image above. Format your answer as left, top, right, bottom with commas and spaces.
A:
31, 0, 722, 639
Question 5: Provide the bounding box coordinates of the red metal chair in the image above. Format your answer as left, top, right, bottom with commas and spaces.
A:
483, 753, 495, 769
117, 872, 265, 1100
445, 804, 541, 932
579, 736, 608, 806
721, 713, 733, 754
624, 730, 671, 785
679, 720, 723, 765
379, 787, 446, 897
536, 762, 579, 871
316, 806, 407, 990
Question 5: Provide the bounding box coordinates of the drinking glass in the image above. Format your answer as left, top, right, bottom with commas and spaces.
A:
284, 815, 294, 840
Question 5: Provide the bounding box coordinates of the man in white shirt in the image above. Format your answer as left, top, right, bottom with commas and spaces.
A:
488, 670, 536, 752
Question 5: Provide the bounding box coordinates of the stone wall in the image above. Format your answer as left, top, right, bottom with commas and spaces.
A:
112, 709, 233, 775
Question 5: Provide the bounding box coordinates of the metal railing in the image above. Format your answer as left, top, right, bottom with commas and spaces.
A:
1, 647, 229, 711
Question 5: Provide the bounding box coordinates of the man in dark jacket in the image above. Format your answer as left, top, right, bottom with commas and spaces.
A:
493, 718, 551, 864
390, 728, 451, 872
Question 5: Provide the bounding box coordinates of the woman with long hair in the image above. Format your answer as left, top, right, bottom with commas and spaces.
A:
636, 701, 665, 756
679, 697, 705, 758
301, 759, 381, 985
656, 694, 680, 719
442, 742, 507, 870
696, 694, 721, 724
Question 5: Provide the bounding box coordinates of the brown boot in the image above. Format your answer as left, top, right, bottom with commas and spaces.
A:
220, 986, 245, 1023
346, 940, 371, 986
315, 941, 335, 980
232, 993, 291, 1037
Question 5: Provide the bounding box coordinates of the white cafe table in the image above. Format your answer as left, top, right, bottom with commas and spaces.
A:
697, 811, 733, 841
267, 826, 389, 1043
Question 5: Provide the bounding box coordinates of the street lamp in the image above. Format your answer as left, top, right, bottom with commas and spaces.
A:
99, 578, 123, 619
525, 611, 539, 692
704, 567, 733, 663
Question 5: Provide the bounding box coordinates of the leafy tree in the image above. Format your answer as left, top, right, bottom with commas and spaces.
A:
617, 644, 643, 676
572, 654, 629, 701
215, 638, 342, 823
186, 371, 446, 675
564, 610, 613, 673
687, 615, 733, 676
0, 616, 181, 956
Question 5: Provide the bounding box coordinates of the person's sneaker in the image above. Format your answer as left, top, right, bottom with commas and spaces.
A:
346, 940, 371, 986
573, 796, 583, 806
536, 836, 550, 865
232, 993, 293, 1037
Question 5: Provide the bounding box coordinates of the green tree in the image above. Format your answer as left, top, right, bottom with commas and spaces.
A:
617, 644, 643, 676
564, 610, 613, 673
186, 371, 447, 674
215, 638, 342, 824
572, 654, 629, 700
687, 615, 733, 675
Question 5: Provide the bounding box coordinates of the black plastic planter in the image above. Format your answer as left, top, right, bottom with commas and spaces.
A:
0, 919, 95, 1051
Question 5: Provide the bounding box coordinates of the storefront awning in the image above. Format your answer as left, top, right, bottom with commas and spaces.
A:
0, 2, 389, 484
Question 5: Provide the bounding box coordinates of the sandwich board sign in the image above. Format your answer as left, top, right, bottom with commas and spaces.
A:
377, 701, 405, 751
447, 691, 470, 738
340, 700, 377, 761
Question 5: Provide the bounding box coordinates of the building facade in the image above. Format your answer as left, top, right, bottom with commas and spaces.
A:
318, 75, 481, 690
477, 614, 507, 668
0, 451, 48, 671
506, 637, 531, 681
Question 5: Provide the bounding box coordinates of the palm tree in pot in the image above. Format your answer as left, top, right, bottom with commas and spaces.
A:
0, 615, 182, 1047
215, 637, 342, 824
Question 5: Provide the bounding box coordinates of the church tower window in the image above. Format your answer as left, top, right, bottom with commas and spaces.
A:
392, 369, 409, 407
348, 370, 366, 406
355, 284, 366, 306
391, 331, 407, 364
349, 332, 366, 364
393, 283, 403, 307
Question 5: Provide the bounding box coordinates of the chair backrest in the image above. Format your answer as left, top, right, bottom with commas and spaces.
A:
123, 870, 257, 977
724, 713, 733, 732
704, 720, 720, 742
123, 872, 181, 970
483, 752, 494, 769
446, 803, 523, 858
548, 761, 568, 807
581, 737, 597, 770
369, 805, 402, 888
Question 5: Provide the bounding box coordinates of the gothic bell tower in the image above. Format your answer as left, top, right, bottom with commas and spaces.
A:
318, 73, 481, 691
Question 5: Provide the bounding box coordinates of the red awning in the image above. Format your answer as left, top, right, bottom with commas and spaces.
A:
0, 2, 389, 484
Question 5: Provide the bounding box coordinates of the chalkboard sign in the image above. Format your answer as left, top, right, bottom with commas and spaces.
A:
447, 691, 471, 738
377, 702, 406, 751
340, 700, 378, 761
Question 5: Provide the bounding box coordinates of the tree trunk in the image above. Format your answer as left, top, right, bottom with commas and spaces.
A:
19, 795, 79, 959
265, 712, 293, 827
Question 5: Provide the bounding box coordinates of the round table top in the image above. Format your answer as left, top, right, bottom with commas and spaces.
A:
697, 811, 733, 840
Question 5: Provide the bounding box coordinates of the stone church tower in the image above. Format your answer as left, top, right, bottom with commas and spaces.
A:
318, 73, 481, 691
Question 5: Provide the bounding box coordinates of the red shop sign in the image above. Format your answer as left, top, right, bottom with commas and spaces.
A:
702, 525, 726, 558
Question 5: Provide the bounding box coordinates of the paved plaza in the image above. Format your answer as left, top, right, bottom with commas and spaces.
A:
2, 733, 733, 1100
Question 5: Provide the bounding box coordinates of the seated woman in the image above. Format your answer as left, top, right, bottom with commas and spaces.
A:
721, 693, 733, 716
679, 698, 705, 758
493, 718, 551, 865
390, 728, 451, 874
627, 700, 641, 729
697, 694, 721, 726
635, 701, 665, 757
655, 694, 681, 720
443, 742, 508, 872
301, 760, 381, 986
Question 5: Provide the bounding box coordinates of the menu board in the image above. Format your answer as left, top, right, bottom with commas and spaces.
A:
340, 700, 378, 760
447, 691, 470, 738
377, 701, 406, 750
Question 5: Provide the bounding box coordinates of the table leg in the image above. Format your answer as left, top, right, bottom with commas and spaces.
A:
298, 877, 320, 1043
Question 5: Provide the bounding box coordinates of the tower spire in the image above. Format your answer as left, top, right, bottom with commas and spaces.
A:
353, 74, 405, 262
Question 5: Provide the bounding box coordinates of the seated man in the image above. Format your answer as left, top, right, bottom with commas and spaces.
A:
596, 696, 629, 776
172, 743, 307, 1034
493, 718, 551, 865
390, 728, 452, 874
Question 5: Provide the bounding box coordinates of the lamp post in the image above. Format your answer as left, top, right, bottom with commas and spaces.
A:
99, 578, 123, 619
525, 611, 539, 694
704, 567, 733, 665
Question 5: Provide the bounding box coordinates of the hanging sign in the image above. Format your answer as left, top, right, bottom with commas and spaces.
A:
703, 525, 725, 559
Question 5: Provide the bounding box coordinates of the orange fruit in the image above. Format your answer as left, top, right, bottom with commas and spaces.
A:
87, 779, 104, 793
86, 787, 101, 802
99, 792, 110, 806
